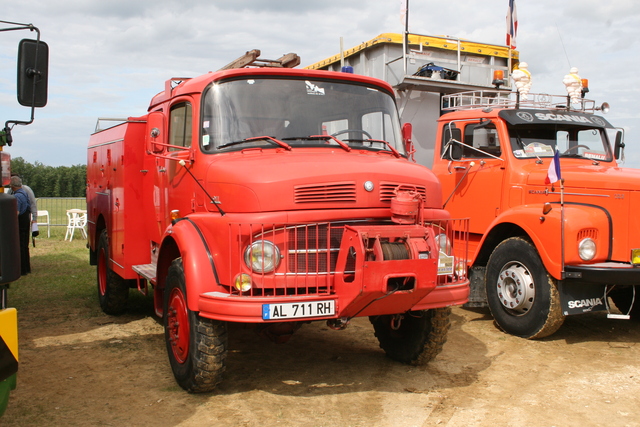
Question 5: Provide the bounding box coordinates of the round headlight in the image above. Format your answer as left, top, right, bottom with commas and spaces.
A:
435, 233, 452, 255
244, 240, 281, 273
578, 238, 596, 261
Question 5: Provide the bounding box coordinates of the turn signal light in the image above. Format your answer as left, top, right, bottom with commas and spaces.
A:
234, 273, 252, 292
631, 249, 640, 265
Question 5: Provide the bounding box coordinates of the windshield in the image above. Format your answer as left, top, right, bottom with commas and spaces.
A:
509, 124, 613, 162
200, 77, 404, 154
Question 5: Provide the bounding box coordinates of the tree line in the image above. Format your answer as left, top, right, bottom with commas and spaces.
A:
9, 157, 86, 198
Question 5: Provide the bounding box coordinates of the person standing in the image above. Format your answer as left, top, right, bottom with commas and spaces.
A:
8, 173, 37, 223
10, 176, 31, 275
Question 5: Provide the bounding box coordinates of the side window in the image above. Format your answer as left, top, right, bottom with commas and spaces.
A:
169, 102, 192, 151
463, 125, 500, 157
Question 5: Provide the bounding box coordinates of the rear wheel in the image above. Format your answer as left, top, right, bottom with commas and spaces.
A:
164, 258, 227, 393
369, 307, 451, 365
486, 237, 564, 339
97, 229, 129, 314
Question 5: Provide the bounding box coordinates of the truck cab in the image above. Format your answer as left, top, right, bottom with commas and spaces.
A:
434, 91, 634, 338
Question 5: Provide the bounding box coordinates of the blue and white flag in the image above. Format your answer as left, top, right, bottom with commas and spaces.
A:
506, 0, 518, 49
545, 149, 562, 185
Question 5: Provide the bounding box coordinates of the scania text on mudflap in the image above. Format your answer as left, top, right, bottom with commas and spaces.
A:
86, 51, 470, 392
309, 32, 636, 339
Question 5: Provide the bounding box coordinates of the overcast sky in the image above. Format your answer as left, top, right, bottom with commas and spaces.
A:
1, 0, 638, 167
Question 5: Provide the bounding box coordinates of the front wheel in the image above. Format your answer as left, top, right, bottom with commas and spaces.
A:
164, 258, 227, 393
486, 237, 564, 339
96, 229, 129, 315
369, 307, 451, 365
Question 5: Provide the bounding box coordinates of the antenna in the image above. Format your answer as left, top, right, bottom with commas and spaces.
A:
555, 22, 572, 68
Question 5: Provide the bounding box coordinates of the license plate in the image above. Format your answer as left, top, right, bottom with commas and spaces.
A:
262, 300, 335, 320
438, 252, 454, 275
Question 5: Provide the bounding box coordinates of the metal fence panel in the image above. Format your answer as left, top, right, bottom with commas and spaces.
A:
35, 197, 86, 227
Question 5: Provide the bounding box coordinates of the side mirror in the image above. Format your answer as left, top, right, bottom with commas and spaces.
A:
17, 39, 49, 108
442, 123, 462, 160
146, 111, 166, 154
614, 128, 625, 160
402, 122, 413, 154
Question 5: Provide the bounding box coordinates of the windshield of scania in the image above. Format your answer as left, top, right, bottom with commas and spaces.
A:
502, 111, 614, 162
200, 77, 404, 155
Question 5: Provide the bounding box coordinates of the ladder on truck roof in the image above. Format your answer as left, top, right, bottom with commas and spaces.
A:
218, 49, 300, 71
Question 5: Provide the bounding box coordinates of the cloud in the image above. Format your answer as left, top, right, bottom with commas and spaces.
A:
0, 1, 639, 166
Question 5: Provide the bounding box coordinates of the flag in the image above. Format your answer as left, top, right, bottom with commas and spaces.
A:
545, 149, 562, 185
506, 0, 518, 49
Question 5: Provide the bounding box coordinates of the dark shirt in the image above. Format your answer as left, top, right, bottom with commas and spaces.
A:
13, 188, 30, 215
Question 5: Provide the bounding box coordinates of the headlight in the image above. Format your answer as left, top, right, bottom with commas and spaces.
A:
578, 238, 596, 261
244, 240, 281, 273
435, 233, 452, 255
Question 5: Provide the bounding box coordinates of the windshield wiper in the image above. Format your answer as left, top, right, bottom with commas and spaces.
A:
218, 136, 292, 151
307, 135, 351, 152
361, 138, 401, 158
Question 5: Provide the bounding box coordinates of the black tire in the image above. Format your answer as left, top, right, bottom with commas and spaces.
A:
369, 307, 451, 365
609, 286, 640, 320
486, 237, 564, 339
164, 258, 227, 393
96, 229, 129, 314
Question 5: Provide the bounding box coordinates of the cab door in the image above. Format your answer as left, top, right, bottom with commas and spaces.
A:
165, 100, 196, 217
435, 120, 505, 235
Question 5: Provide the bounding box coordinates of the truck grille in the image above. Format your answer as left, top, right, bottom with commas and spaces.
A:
294, 182, 356, 203
229, 222, 363, 297
286, 224, 347, 273
228, 218, 468, 298
379, 182, 427, 202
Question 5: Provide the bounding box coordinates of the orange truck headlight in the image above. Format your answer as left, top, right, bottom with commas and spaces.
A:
578, 238, 596, 261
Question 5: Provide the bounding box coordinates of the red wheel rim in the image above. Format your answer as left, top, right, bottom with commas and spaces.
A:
98, 247, 107, 296
167, 287, 189, 364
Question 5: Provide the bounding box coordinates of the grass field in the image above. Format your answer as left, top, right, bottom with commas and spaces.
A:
8, 230, 149, 320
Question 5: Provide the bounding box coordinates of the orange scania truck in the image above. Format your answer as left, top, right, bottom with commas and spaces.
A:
86, 51, 469, 392
308, 32, 636, 340
433, 90, 630, 339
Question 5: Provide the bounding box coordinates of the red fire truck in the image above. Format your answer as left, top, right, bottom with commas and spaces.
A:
86, 51, 469, 392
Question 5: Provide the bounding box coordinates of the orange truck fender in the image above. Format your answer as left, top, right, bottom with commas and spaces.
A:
476, 204, 611, 280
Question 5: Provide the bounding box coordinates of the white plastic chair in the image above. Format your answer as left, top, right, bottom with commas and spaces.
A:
65, 209, 87, 241
36, 210, 51, 238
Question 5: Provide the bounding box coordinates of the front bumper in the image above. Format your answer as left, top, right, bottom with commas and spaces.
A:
564, 262, 640, 285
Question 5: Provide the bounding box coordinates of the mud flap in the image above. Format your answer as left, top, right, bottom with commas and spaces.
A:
558, 281, 607, 316
463, 266, 487, 308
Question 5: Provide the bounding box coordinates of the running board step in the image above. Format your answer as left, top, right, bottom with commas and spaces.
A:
132, 263, 157, 284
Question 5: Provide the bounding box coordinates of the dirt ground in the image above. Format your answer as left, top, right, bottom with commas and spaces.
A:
3, 285, 640, 427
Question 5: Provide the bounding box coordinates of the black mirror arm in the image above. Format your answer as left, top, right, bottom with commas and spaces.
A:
0, 21, 43, 132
